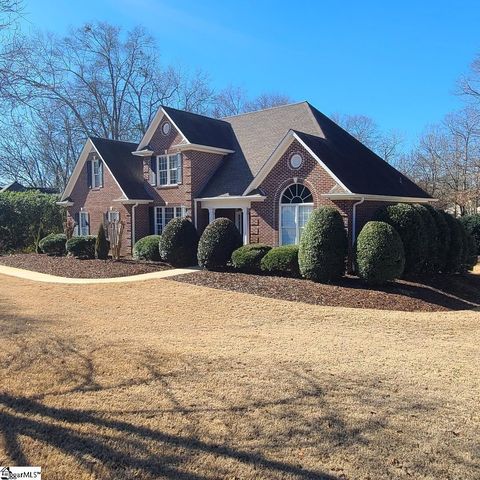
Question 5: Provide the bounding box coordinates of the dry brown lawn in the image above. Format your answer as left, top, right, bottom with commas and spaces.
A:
0, 274, 479, 479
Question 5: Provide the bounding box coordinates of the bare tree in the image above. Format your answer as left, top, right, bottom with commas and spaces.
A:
0, 0, 22, 29
211, 85, 292, 118
331, 112, 404, 164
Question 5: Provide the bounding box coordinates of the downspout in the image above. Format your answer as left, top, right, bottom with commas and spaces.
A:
131, 203, 138, 255
351, 197, 365, 272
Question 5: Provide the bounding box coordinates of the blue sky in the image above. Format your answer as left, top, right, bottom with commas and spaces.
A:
19, 0, 480, 145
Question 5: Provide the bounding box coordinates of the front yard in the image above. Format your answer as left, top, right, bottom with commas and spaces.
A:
0, 274, 479, 479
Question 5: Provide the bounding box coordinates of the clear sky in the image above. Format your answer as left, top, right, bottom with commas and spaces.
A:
19, 0, 480, 145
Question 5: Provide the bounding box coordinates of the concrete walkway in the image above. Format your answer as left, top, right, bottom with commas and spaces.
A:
0, 264, 199, 284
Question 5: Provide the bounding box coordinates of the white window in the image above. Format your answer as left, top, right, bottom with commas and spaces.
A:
280, 184, 314, 245
79, 211, 90, 236
156, 153, 182, 186
107, 210, 120, 223
162, 122, 171, 135
290, 153, 303, 169
92, 158, 103, 188
154, 206, 185, 234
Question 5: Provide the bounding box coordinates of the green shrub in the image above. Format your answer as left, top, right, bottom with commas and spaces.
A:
0, 191, 63, 253
159, 218, 199, 267
375, 203, 427, 274
460, 213, 480, 254
231, 244, 271, 273
197, 218, 242, 269
38, 233, 67, 256
464, 232, 478, 271
133, 235, 161, 261
298, 206, 348, 282
260, 245, 300, 277
66, 236, 96, 259
95, 224, 109, 260
424, 205, 450, 272
414, 204, 439, 273
355, 221, 405, 285
441, 212, 463, 273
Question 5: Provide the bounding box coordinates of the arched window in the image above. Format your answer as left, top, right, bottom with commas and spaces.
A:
280, 184, 314, 245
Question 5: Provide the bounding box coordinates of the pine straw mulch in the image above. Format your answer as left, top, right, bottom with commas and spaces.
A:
172, 268, 480, 312
0, 253, 171, 278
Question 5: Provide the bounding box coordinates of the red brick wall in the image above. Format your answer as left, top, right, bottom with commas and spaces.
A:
250, 139, 348, 245
67, 152, 132, 255
142, 117, 226, 230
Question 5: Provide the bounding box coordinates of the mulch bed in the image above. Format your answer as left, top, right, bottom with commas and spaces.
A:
172, 269, 480, 312
0, 254, 172, 278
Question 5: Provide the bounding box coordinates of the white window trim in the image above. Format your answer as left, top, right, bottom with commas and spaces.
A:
79, 211, 90, 236
107, 210, 120, 222
154, 205, 186, 235
156, 153, 182, 187
92, 157, 102, 188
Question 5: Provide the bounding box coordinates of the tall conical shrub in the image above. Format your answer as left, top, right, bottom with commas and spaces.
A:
95, 223, 109, 260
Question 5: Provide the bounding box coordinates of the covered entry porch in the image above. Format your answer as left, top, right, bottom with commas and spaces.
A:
195, 195, 266, 244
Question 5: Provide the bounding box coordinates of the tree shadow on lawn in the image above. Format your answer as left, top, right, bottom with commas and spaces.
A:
0, 339, 476, 479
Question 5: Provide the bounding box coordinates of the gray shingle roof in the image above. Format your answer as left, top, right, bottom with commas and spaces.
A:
199, 102, 431, 199
90, 137, 152, 200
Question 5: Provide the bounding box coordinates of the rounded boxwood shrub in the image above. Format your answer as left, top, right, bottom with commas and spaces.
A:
460, 213, 480, 254
441, 212, 463, 273
424, 204, 450, 272
133, 235, 161, 261
260, 245, 300, 277
355, 221, 405, 285
66, 235, 96, 259
231, 244, 271, 273
414, 204, 439, 273
38, 233, 67, 256
159, 218, 199, 267
375, 203, 427, 275
464, 232, 478, 271
298, 206, 348, 282
197, 218, 242, 270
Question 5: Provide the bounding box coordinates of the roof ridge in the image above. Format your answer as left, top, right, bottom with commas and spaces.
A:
89, 136, 138, 146
162, 105, 232, 125
222, 101, 307, 120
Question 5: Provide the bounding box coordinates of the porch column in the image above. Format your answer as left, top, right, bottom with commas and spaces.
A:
242, 206, 249, 244
208, 208, 216, 224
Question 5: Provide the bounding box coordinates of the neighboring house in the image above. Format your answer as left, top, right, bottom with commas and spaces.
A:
58, 101, 434, 256
1, 180, 59, 194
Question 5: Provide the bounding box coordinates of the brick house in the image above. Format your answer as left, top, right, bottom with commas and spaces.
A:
58, 102, 433, 256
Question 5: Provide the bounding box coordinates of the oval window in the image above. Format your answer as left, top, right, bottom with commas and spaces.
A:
290, 153, 303, 169
162, 122, 171, 135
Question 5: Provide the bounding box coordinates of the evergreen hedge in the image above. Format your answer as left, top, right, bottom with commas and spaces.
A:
441, 212, 463, 273
231, 244, 271, 273
0, 191, 63, 253
159, 218, 199, 267
66, 236, 96, 259
355, 221, 405, 285
423, 204, 450, 272
460, 213, 480, 254
38, 233, 67, 256
197, 218, 242, 269
414, 204, 439, 273
260, 245, 300, 277
375, 203, 427, 274
298, 206, 348, 282
133, 235, 162, 261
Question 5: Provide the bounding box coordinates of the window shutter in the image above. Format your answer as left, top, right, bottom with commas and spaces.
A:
87, 160, 92, 189
177, 154, 183, 184
150, 157, 157, 186
149, 206, 155, 234
99, 161, 104, 187
74, 212, 80, 236
86, 213, 90, 235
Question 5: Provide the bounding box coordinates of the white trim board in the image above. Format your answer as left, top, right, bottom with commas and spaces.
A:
322, 193, 436, 203
243, 130, 351, 195
60, 138, 128, 201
